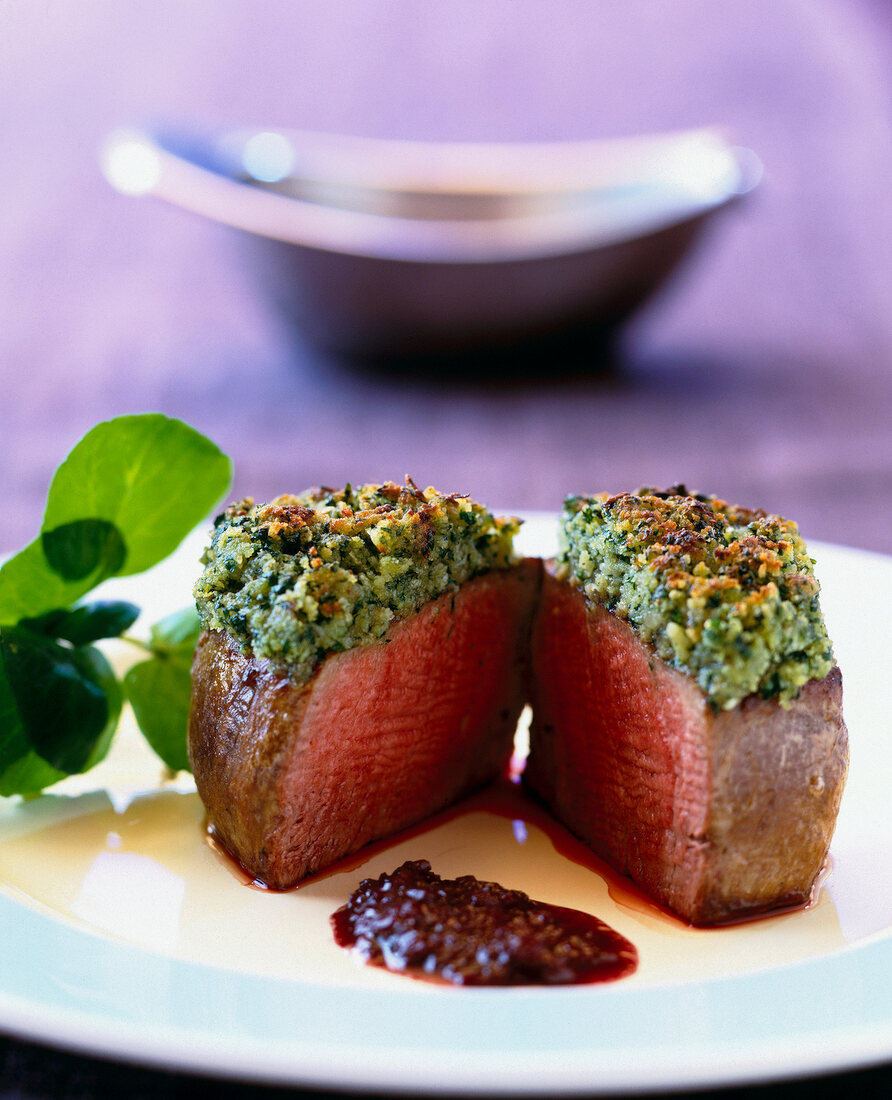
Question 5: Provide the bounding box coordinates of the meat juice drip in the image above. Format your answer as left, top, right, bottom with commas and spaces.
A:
331, 859, 637, 986
204, 825, 272, 889
206, 774, 690, 926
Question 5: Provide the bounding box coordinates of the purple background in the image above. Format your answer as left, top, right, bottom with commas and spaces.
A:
2, 0, 891, 555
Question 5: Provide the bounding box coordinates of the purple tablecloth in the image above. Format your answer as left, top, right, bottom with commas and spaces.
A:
2, 0, 891, 555
0, 2, 890, 1096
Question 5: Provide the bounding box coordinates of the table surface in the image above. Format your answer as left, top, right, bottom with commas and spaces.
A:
1, 1, 891, 1096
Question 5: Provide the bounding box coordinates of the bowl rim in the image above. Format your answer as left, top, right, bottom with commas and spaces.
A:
100, 126, 758, 264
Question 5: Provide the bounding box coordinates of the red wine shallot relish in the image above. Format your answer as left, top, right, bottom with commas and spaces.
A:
331, 860, 637, 986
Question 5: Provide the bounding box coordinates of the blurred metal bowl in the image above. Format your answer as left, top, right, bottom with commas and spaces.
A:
101, 125, 760, 357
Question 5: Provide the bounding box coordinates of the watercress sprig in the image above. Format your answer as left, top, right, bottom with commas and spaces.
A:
0, 414, 232, 795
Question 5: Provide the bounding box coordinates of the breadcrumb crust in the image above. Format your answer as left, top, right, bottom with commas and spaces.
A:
193, 479, 519, 681
558, 486, 835, 709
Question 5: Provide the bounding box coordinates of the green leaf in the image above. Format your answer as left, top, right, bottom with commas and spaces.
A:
123, 605, 200, 772
0, 412, 230, 627
0, 642, 120, 797
124, 656, 193, 773
0, 413, 230, 795
0, 538, 99, 626
73, 645, 122, 770
13, 607, 69, 639
148, 606, 201, 656
41, 518, 126, 582
0, 628, 120, 777
56, 601, 141, 646
0, 645, 31, 769
43, 413, 232, 577
0, 752, 66, 799
20, 600, 140, 646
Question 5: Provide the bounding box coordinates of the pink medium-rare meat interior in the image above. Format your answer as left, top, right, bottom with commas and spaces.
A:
189, 558, 542, 888
524, 567, 849, 925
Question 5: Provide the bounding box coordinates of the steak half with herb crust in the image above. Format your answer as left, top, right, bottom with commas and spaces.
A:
188, 481, 541, 888
524, 488, 848, 925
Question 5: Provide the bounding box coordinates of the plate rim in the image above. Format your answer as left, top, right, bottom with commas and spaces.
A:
1, 892, 892, 1095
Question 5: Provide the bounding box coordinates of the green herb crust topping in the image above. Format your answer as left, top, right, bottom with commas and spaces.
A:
194, 480, 519, 681
557, 486, 835, 710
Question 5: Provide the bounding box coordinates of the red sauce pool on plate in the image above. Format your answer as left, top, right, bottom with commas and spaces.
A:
331, 858, 637, 986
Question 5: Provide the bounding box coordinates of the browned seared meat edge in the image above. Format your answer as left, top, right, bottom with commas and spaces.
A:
525, 570, 849, 925
189, 559, 542, 888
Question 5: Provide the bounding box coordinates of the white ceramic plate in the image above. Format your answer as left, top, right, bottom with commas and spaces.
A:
0, 516, 890, 1095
